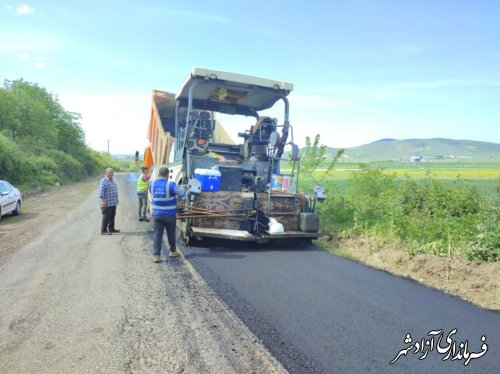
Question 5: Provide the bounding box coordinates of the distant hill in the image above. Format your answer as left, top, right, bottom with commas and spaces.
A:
327, 138, 500, 161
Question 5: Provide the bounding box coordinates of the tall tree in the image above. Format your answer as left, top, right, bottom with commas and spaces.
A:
1, 80, 57, 149
0, 88, 22, 141
0, 79, 112, 185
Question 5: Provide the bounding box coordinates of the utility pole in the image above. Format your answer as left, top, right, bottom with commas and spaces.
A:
105, 139, 111, 155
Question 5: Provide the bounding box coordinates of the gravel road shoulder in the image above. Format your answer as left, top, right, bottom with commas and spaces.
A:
0, 176, 286, 373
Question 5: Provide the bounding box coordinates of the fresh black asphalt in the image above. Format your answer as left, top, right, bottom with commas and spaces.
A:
180, 240, 500, 374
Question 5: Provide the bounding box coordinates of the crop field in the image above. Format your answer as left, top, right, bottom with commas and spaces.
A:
293, 160, 499, 193
337, 160, 500, 170
332, 168, 499, 180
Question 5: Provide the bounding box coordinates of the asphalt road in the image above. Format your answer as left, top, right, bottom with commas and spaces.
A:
180, 240, 500, 373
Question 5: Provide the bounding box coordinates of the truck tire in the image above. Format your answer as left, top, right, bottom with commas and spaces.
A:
180, 230, 192, 246
178, 219, 193, 246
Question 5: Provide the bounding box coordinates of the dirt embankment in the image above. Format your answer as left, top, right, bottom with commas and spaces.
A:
317, 235, 499, 311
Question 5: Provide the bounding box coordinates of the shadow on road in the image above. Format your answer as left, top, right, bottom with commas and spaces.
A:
184, 252, 247, 260
0, 212, 39, 224
183, 238, 323, 260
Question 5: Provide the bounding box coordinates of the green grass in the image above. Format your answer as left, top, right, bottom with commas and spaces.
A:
298, 163, 499, 262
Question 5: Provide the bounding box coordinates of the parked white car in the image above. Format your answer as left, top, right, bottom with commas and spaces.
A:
0, 180, 22, 221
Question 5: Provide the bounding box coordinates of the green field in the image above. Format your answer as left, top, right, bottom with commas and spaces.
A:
293, 160, 499, 194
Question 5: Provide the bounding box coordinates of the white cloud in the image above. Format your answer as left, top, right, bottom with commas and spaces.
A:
16, 4, 35, 15
16, 54, 51, 68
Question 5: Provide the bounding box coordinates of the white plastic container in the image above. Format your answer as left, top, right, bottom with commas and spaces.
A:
268, 217, 284, 234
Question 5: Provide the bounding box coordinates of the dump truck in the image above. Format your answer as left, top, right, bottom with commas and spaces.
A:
145, 67, 325, 244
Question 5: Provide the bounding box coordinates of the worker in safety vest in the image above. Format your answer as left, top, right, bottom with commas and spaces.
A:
149, 166, 185, 263
136, 166, 150, 222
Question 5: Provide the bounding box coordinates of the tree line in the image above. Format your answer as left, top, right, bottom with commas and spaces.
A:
0, 79, 118, 188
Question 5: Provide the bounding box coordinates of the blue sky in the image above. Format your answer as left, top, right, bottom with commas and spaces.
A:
1, 0, 499, 154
